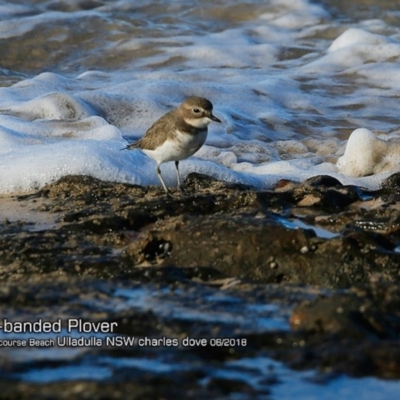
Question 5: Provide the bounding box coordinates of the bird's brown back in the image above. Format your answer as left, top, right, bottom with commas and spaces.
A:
126, 110, 178, 151
126, 107, 207, 151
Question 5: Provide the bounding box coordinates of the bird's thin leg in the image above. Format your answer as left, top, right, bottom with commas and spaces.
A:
175, 161, 185, 193
156, 165, 171, 196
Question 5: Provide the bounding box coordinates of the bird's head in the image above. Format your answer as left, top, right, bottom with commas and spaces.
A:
178, 96, 221, 129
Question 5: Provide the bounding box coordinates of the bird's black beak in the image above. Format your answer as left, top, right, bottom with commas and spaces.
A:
210, 113, 221, 123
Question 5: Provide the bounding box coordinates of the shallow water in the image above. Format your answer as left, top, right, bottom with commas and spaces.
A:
3, 280, 400, 399
1, 0, 400, 193
2, 0, 400, 397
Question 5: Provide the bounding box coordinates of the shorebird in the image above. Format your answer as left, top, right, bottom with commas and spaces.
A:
124, 96, 221, 195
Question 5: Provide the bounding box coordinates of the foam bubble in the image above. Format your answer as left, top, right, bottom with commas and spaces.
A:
337, 128, 400, 177
5, 92, 96, 121
301, 28, 400, 73
327, 28, 391, 53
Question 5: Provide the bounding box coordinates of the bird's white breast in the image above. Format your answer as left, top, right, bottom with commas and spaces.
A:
142, 129, 207, 164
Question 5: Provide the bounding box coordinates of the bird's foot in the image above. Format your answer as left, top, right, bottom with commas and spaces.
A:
178, 185, 188, 197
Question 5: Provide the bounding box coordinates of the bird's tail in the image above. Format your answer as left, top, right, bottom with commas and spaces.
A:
120, 143, 136, 151
121, 137, 142, 151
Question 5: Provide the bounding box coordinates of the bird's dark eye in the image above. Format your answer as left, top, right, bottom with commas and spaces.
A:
193, 108, 200, 114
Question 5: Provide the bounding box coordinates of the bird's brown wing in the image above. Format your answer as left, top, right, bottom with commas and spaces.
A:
125, 110, 177, 151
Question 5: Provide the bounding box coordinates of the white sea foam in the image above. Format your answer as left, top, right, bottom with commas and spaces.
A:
0, 0, 400, 194
337, 128, 400, 177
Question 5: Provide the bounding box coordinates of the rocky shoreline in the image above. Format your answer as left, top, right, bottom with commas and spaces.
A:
1, 173, 400, 398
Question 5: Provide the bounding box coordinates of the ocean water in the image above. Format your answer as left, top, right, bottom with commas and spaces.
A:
3, 284, 400, 399
1, 0, 400, 193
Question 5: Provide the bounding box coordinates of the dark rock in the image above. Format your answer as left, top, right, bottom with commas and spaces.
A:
4, 172, 400, 395
304, 175, 344, 187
